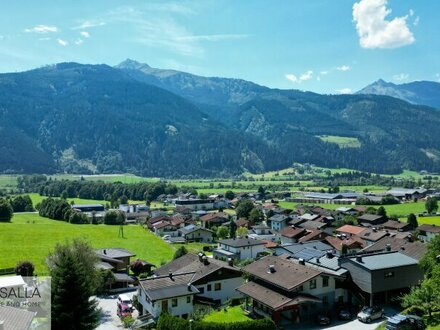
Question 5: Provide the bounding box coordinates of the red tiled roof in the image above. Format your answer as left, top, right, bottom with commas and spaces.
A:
336, 225, 365, 236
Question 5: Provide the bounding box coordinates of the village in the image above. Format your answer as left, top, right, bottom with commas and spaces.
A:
51, 186, 438, 329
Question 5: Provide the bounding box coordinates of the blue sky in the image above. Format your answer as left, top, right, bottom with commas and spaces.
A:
0, 0, 439, 94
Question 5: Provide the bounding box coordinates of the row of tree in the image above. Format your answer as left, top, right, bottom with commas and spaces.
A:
0, 195, 34, 222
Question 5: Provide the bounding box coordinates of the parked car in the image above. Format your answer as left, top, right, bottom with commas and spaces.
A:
386, 314, 425, 330
117, 304, 132, 318
162, 235, 171, 241
117, 294, 133, 310
316, 313, 331, 325
338, 309, 351, 320
357, 306, 384, 323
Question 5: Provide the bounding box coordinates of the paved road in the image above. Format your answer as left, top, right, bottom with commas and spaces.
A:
96, 291, 138, 330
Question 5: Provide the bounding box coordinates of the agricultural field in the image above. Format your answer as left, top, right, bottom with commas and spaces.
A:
278, 201, 427, 218
317, 135, 361, 148
0, 213, 207, 275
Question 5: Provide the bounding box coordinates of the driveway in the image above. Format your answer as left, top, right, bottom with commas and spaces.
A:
96, 291, 138, 330
282, 306, 398, 330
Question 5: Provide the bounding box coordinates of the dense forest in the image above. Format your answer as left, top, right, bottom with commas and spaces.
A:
0, 60, 439, 176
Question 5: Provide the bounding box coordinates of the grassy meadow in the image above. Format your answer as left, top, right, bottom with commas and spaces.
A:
0, 213, 206, 275
317, 135, 361, 148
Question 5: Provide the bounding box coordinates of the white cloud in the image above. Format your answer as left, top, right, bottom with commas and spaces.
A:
285, 70, 314, 84
80, 31, 90, 38
38, 37, 51, 41
320, 70, 329, 75
353, 0, 415, 49
57, 39, 68, 46
300, 70, 313, 81
392, 73, 409, 82
413, 16, 420, 26
336, 65, 351, 71
335, 88, 352, 94
72, 21, 106, 30
436, 73, 440, 82
285, 74, 298, 83
75, 39, 83, 45
409, 9, 414, 17
25, 25, 58, 33
317, 76, 321, 82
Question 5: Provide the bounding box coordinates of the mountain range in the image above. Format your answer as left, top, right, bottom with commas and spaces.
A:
0, 59, 439, 176
357, 79, 440, 109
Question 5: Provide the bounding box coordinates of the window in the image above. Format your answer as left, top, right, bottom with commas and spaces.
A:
207, 284, 212, 291
198, 287, 205, 294
322, 296, 328, 305
172, 299, 178, 307
215, 283, 221, 291
309, 279, 317, 290
384, 271, 394, 278
322, 276, 329, 287
187, 296, 191, 303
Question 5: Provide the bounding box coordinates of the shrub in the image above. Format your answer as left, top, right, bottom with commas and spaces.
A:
15, 260, 35, 276
401, 306, 424, 317
121, 315, 135, 328
229, 298, 242, 307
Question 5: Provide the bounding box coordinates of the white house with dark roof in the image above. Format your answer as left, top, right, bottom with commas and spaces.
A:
213, 238, 266, 260
153, 253, 244, 304
138, 272, 198, 319
178, 225, 213, 243
417, 224, 440, 242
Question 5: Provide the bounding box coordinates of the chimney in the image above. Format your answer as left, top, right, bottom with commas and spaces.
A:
169, 271, 173, 280
316, 258, 320, 264
202, 256, 209, 265
299, 258, 305, 265
227, 258, 233, 267
356, 255, 362, 263
267, 265, 276, 273
326, 251, 334, 259
198, 252, 204, 262
187, 283, 192, 292
386, 244, 391, 251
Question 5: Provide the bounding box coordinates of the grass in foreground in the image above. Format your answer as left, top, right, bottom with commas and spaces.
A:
0, 213, 174, 275
203, 306, 251, 323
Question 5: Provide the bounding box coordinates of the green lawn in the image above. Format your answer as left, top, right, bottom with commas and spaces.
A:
203, 306, 251, 323
317, 135, 361, 148
411, 216, 440, 226
0, 213, 175, 275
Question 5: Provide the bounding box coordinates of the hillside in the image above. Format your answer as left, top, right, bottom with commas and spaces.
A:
0, 60, 439, 176
357, 79, 440, 109
0, 63, 287, 176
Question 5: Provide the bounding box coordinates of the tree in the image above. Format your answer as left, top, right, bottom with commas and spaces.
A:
173, 246, 188, 260
236, 199, 254, 219
407, 213, 418, 229
401, 278, 440, 319
426, 197, 439, 214
0, 198, 13, 222
236, 227, 248, 238
420, 235, 440, 277
229, 220, 237, 239
15, 261, 35, 277
376, 206, 387, 218
198, 193, 208, 200
69, 211, 88, 224
48, 239, 100, 330
119, 195, 128, 205
216, 226, 229, 240
103, 210, 125, 225
249, 208, 263, 224
258, 186, 266, 196
225, 190, 235, 200
365, 206, 377, 214
10, 195, 34, 212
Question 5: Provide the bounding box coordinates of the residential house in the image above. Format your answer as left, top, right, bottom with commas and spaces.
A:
273, 241, 333, 258
357, 214, 387, 226
325, 236, 365, 255
336, 225, 366, 237
417, 224, 440, 242
298, 230, 329, 243
95, 248, 137, 288
153, 253, 244, 305
280, 226, 307, 244
358, 228, 389, 246
178, 225, 214, 243
386, 188, 427, 200
340, 251, 424, 306
199, 212, 229, 229
237, 255, 349, 325
382, 219, 412, 232
269, 214, 291, 232
138, 272, 198, 319
213, 238, 266, 261
361, 237, 427, 261
174, 199, 215, 210
248, 225, 279, 242
235, 218, 251, 229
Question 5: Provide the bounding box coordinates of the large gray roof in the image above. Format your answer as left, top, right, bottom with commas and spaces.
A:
139, 272, 199, 301
0, 306, 35, 330
219, 237, 265, 247
345, 251, 418, 270
276, 241, 332, 255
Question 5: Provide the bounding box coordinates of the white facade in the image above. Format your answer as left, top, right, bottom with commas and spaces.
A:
138, 289, 194, 319
195, 277, 244, 304
419, 231, 437, 242
184, 229, 213, 243
218, 243, 266, 260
